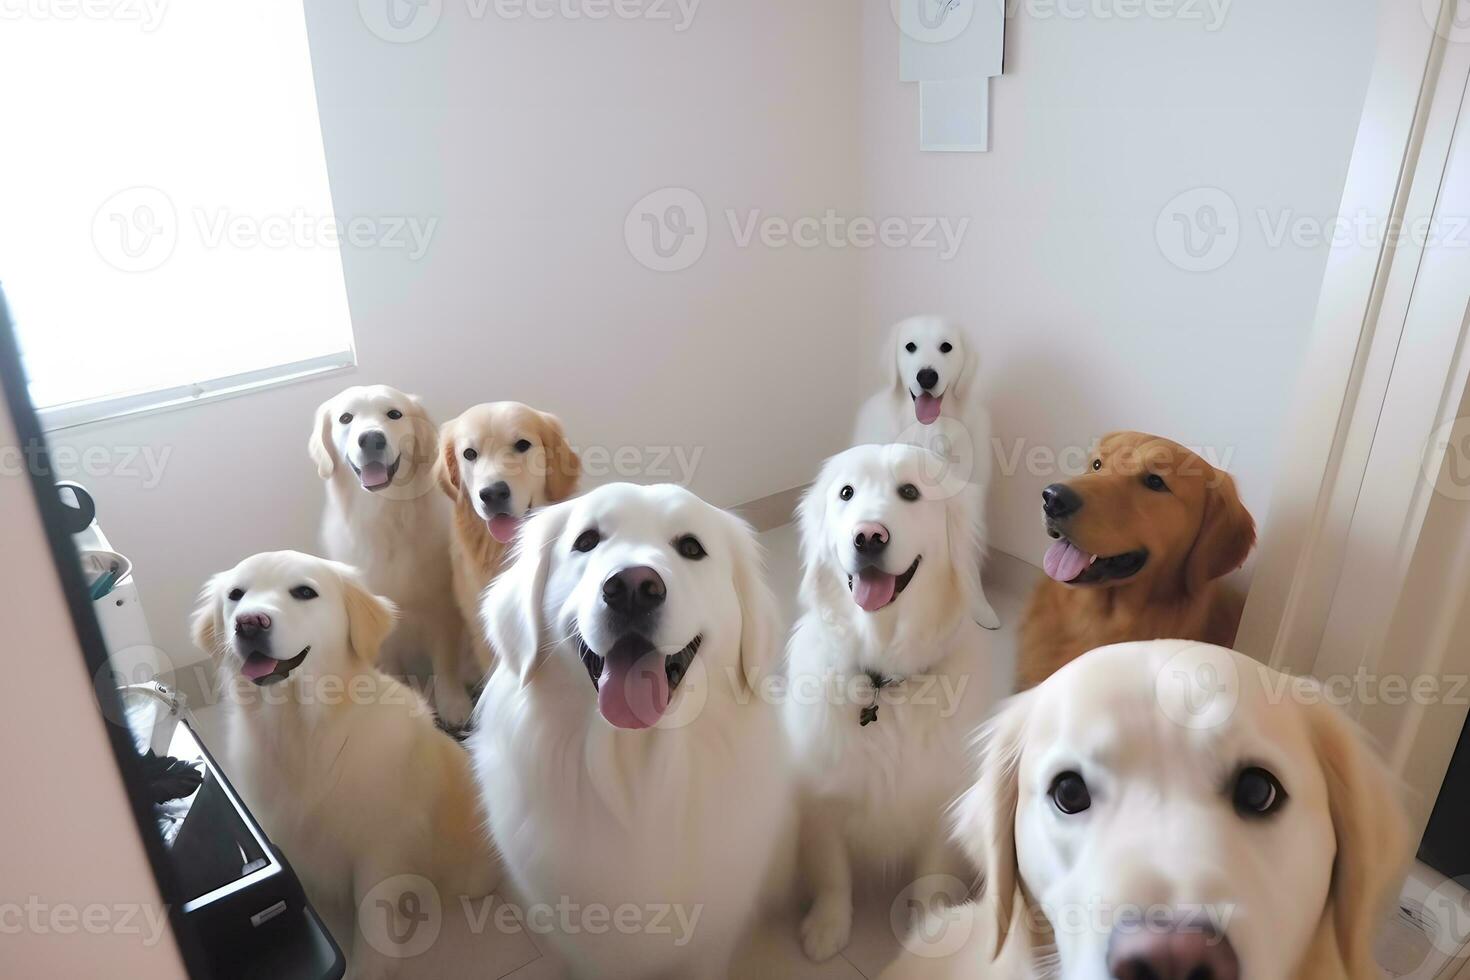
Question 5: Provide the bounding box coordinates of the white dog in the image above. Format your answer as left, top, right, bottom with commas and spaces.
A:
309, 384, 471, 725
192, 551, 498, 978
853, 316, 999, 629
469, 483, 789, 979
882, 641, 1409, 980
784, 444, 1005, 963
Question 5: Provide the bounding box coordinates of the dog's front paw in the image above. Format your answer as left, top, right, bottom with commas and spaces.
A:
972, 600, 1001, 631
800, 894, 852, 962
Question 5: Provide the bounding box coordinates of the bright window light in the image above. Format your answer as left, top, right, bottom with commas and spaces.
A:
0, 2, 355, 430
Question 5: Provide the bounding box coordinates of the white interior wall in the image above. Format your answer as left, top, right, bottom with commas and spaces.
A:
857, 0, 1379, 568
44, 1, 1382, 671
48, 0, 864, 668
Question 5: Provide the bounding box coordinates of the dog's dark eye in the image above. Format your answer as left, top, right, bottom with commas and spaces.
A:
573, 529, 600, 553
1144, 473, 1168, 492
463, 447, 478, 461
1232, 767, 1286, 818
1049, 772, 1092, 814
289, 586, 319, 601
1092, 458, 1102, 471
898, 483, 921, 502
338, 412, 353, 425
675, 534, 707, 560
386, 409, 403, 420
939, 342, 953, 354
514, 439, 533, 453
838, 484, 854, 501
904, 342, 918, 353
227, 588, 245, 602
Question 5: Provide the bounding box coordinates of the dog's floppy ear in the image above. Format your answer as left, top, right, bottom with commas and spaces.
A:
190, 572, 229, 657
724, 510, 782, 695
538, 411, 581, 503
308, 398, 337, 480
1184, 466, 1255, 594
334, 566, 398, 665
950, 338, 981, 402
483, 501, 569, 687
795, 468, 839, 615
435, 419, 462, 499
884, 320, 907, 395
1301, 691, 1410, 977
951, 691, 1033, 958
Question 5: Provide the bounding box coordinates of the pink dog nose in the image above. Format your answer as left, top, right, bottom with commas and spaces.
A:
853, 521, 889, 557
234, 611, 272, 638
1107, 917, 1238, 980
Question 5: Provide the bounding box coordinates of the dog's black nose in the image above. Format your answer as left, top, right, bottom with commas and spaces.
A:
916, 368, 939, 391
853, 521, 889, 556
234, 612, 272, 638
479, 481, 512, 509
1041, 483, 1083, 519
1107, 917, 1238, 980
602, 566, 666, 617
358, 429, 387, 452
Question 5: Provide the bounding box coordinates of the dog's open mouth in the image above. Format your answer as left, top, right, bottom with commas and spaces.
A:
910, 390, 942, 426
578, 632, 702, 730
350, 455, 400, 491
846, 555, 922, 612
239, 647, 310, 686
1043, 531, 1148, 585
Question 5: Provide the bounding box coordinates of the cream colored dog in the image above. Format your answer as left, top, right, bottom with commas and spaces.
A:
309, 384, 471, 725
193, 551, 498, 977
882, 641, 1408, 980
785, 444, 1004, 963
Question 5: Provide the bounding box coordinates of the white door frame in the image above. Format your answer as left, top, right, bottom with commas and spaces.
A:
1236, 0, 1470, 823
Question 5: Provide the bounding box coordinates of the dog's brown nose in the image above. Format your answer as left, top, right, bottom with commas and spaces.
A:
602, 566, 666, 617
853, 521, 889, 556
1107, 917, 1238, 980
234, 612, 272, 638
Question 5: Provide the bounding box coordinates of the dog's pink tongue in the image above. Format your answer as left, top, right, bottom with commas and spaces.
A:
241, 652, 278, 681
597, 638, 669, 730
358, 461, 391, 489
852, 567, 897, 612
1044, 540, 1092, 582
914, 392, 942, 425
487, 514, 521, 544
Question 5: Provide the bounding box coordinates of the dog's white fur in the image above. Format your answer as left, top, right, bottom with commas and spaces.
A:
785, 444, 1004, 962
309, 385, 471, 725
192, 551, 498, 978
469, 483, 790, 980
853, 316, 999, 629
881, 641, 1410, 980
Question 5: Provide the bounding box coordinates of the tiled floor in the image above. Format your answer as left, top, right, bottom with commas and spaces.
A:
193, 525, 1039, 979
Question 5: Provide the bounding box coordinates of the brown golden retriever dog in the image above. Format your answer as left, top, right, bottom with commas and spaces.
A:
436, 402, 580, 671
1018, 431, 1255, 688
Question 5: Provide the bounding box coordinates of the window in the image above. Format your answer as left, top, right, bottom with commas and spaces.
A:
0, 2, 355, 430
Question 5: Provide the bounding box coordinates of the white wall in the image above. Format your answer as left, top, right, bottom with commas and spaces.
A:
49, 0, 864, 668
44, 0, 1381, 670
857, 0, 1378, 567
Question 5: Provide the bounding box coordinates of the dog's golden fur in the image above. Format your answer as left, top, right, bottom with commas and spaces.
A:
1018, 431, 1255, 688
435, 402, 580, 670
